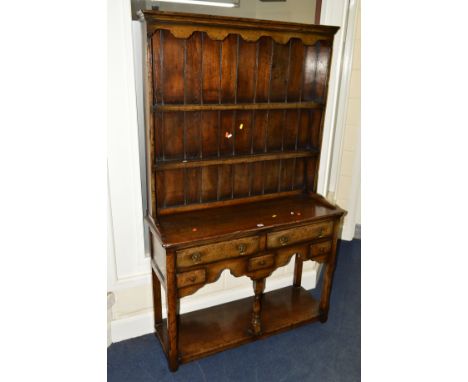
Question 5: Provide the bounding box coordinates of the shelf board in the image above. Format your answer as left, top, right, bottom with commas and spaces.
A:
158, 190, 303, 216
153, 101, 323, 112
155, 286, 321, 364
154, 149, 319, 171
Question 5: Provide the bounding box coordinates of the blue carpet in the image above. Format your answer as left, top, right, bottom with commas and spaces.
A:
108, 239, 361, 381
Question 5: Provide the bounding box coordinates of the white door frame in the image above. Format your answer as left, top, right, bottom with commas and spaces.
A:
317, 0, 350, 195
319, 0, 360, 240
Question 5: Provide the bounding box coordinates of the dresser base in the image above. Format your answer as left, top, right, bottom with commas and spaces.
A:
155, 286, 321, 365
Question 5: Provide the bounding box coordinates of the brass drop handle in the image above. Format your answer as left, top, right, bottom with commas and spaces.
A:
258, 260, 266, 266
188, 276, 196, 282
279, 236, 289, 246
237, 243, 247, 255
319, 247, 325, 253
191, 252, 202, 263
318, 228, 325, 238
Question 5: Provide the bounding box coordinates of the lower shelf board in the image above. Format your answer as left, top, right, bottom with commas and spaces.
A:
155, 286, 321, 364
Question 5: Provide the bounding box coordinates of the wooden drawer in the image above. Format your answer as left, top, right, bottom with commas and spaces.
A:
310, 240, 332, 258
177, 269, 206, 288
177, 236, 260, 268
267, 221, 334, 249
248, 254, 275, 272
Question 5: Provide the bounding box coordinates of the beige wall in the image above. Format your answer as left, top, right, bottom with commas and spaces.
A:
336, 1, 360, 225
255, 0, 316, 23
158, 0, 316, 23
157, 1, 256, 18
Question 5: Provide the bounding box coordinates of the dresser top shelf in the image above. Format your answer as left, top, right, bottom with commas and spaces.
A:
153, 101, 324, 112
154, 149, 319, 170
150, 193, 344, 249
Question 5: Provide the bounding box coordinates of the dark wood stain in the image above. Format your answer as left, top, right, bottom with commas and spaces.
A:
185, 112, 201, 159
302, 43, 318, 102
315, 41, 331, 102
252, 110, 268, 153
161, 30, 185, 104
155, 101, 323, 112
255, 37, 273, 103
154, 112, 164, 160
185, 32, 202, 104
200, 111, 218, 158
234, 110, 253, 155
286, 39, 305, 102
266, 110, 283, 151
163, 169, 184, 206
269, 42, 290, 102
237, 39, 257, 103
151, 31, 163, 104
201, 33, 221, 103
139, 11, 343, 372
163, 112, 184, 160
154, 150, 318, 171
220, 35, 238, 103
201, 166, 217, 202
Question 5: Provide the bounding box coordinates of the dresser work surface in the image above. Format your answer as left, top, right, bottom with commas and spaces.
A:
155, 194, 342, 247
138, 10, 345, 371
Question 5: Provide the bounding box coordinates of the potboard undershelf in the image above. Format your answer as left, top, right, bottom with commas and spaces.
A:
155, 286, 321, 364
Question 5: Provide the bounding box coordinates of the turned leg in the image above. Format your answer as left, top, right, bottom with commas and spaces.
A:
166, 251, 179, 372
250, 278, 266, 336
293, 252, 304, 287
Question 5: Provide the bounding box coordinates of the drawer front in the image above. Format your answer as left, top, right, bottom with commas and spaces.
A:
248, 254, 275, 272
177, 236, 260, 268
177, 269, 206, 288
310, 240, 332, 258
267, 221, 334, 249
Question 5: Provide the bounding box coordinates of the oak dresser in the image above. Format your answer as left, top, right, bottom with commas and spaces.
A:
138, 10, 346, 371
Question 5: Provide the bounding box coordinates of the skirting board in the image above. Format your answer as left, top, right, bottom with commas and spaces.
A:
354, 223, 361, 239
111, 267, 319, 343
107, 292, 115, 347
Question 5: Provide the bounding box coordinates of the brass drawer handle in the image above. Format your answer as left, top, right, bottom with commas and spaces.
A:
258, 260, 266, 266
318, 227, 325, 238
237, 243, 247, 255
279, 236, 289, 246
319, 247, 325, 253
188, 276, 197, 283
191, 252, 202, 263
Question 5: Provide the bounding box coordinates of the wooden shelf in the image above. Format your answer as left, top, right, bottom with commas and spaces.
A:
154, 149, 319, 171
153, 101, 324, 113
156, 193, 342, 248
155, 286, 321, 364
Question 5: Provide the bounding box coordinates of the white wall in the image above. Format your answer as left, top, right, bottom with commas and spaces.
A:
108, 0, 151, 342
108, 0, 353, 343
